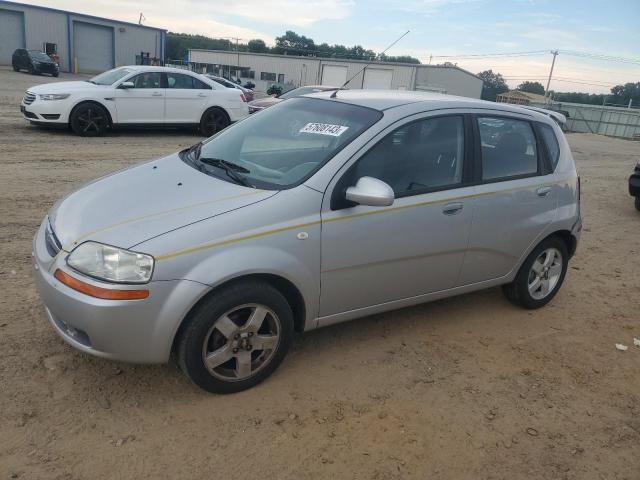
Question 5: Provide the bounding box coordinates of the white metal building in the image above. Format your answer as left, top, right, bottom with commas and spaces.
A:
188, 50, 483, 98
0, 0, 166, 73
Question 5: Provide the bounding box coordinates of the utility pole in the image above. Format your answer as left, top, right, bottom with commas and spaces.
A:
138, 12, 145, 25
545, 49, 559, 100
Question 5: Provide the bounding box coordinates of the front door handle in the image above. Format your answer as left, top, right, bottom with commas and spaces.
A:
536, 186, 552, 197
152, 92, 163, 97
197, 93, 207, 97
442, 202, 463, 215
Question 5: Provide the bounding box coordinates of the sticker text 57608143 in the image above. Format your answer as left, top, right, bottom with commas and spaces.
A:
299, 123, 349, 137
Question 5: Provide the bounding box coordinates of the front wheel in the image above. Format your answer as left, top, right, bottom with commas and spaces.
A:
70, 103, 109, 136
502, 236, 568, 309
635, 196, 640, 211
12, 64, 19, 72
52, 71, 59, 78
199, 108, 230, 136
27, 64, 35, 74
177, 281, 294, 393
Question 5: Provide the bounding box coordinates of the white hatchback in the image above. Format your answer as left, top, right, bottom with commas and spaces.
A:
20, 66, 249, 136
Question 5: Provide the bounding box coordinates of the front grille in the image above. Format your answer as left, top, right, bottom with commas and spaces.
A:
23, 91, 36, 105
45, 221, 62, 257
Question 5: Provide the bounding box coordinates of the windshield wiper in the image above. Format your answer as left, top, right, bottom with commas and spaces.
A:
199, 157, 253, 187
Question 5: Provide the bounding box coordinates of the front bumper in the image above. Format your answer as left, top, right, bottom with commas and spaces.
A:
21, 97, 69, 124
32, 219, 209, 363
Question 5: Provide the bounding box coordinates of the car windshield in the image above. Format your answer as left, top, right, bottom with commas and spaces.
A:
279, 86, 327, 99
89, 67, 135, 85
183, 97, 382, 189
29, 51, 51, 62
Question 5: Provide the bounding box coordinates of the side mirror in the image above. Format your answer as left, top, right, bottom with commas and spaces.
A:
345, 176, 394, 207
119, 81, 134, 89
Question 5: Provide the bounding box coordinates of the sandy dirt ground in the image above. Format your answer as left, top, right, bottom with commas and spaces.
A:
1, 66, 639, 480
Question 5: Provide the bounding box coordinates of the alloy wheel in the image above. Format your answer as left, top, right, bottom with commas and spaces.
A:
527, 247, 563, 300
202, 110, 227, 136
202, 304, 281, 381
76, 106, 106, 135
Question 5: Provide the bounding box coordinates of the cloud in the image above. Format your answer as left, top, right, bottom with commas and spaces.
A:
203, 0, 355, 26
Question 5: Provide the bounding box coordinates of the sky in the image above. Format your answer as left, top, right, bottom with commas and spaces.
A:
17, 0, 640, 93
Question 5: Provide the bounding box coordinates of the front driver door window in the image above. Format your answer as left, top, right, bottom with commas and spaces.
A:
319, 114, 475, 320
114, 72, 164, 124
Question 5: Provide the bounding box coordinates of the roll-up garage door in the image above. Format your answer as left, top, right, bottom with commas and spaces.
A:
321, 64, 347, 86
73, 22, 114, 73
363, 68, 393, 89
0, 9, 25, 65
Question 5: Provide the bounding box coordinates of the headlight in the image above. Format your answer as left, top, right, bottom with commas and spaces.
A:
67, 242, 154, 284
39, 94, 70, 101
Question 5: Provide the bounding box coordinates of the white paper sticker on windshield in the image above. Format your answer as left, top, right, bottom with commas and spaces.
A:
299, 122, 349, 137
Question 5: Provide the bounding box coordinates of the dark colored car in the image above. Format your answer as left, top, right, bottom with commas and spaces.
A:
247, 85, 340, 113
12, 49, 59, 77
205, 74, 254, 102
629, 161, 640, 211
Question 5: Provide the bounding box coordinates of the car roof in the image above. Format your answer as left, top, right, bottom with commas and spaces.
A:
305, 89, 554, 121
118, 65, 205, 75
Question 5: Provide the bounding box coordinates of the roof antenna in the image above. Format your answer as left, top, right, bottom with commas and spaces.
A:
330, 30, 410, 99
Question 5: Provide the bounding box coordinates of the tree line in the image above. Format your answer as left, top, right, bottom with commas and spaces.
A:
477, 70, 639, 106
166, 30, 421, 64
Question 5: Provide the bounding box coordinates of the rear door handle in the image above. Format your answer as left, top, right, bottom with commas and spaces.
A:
536, 186, 552, 197
442, 202, 463, 215
197, 93, 207, 97
152, 92, 163, 97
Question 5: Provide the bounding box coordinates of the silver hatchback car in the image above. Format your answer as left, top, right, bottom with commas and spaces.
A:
34, 91, 581, 393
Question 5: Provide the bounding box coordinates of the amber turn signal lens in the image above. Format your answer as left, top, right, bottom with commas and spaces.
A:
54, 269, 149, 300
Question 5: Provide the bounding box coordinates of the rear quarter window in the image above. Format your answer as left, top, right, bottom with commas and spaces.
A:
538, 123, 561, 171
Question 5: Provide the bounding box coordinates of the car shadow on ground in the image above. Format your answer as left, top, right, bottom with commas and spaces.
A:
48, 286, 512, 401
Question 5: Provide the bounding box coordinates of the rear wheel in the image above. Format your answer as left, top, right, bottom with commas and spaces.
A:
52, 71, 59, 78
70, 103, 109, 137
177, 281, 294, 394
502, 236, 568, 309
199, 108, 229, 136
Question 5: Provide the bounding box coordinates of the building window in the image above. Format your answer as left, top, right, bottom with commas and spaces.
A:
261, 72, 276, 81
249, 70, 255, 79
278, 73, 285, 83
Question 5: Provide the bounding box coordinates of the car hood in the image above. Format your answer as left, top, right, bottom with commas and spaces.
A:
49, 153, 276, 251
249, 97, 281, 108
28, 81, 100, 93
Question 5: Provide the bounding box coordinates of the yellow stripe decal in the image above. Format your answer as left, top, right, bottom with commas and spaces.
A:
155, 182, 558, 262
62, 190, 264, 251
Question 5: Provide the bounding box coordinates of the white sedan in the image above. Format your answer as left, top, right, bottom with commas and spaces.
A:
20, 66, 249, 136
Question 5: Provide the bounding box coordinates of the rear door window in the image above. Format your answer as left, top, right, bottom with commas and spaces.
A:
477, 117, 538, 181
167, 73, 194, 89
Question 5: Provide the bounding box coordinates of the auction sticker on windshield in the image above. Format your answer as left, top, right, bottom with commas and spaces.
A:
299, 123, 349, 136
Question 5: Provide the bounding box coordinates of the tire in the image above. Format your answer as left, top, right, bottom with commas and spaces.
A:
177, 281, 294, 394
52, 71, 59, 78
70, 103, 109, 137
28, 64, 35, 75
502, 236, 569, 309
199, 107, 230, 136
12, 64, 19, 72
635, 196, 640, 212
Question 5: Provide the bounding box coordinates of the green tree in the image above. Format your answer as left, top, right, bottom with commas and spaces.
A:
247, 39, 269, 53
610, 82, 640, 106
379, 54, 421, 64
273, 30, 315, 54
517, 81, 545, 95
477, 70, 509, 101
